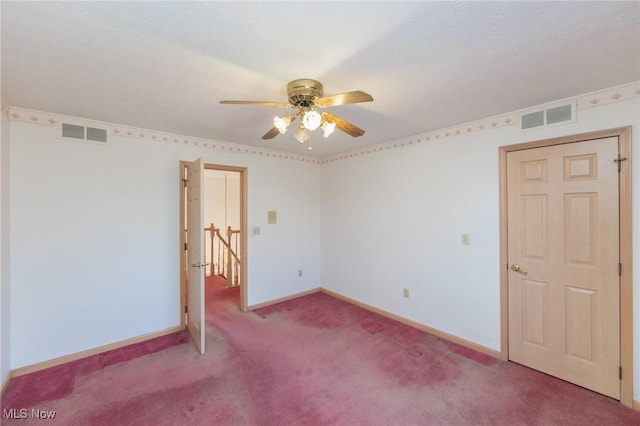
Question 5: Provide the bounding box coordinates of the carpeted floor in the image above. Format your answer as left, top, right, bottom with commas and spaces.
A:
2, 276, 639, 425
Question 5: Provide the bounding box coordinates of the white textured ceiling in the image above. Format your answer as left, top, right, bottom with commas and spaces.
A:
2, 1, 639, 157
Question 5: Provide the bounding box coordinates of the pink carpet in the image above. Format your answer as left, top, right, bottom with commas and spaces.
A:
2, 276, 639, 425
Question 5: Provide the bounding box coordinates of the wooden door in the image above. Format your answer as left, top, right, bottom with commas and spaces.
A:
186, 157, 206, 354
507, 137, 620, 398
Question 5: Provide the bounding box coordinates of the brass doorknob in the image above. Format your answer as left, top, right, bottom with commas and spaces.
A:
511, 264, 528, 275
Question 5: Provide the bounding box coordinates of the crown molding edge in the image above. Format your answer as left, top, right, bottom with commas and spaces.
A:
6, 106, 321, 164
7, 81, 638, 165
321, 81, 640, 164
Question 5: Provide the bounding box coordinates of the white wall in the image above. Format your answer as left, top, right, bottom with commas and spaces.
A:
204, 173, 225, 230
321, 97, 640, 400
246, 154, 322, 304
1, 110, 11, 386
9, 119, 321, 369
226, 174, 241, 230
204, 171, 241, 231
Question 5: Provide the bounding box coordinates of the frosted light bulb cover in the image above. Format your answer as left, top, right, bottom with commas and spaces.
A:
274, 116, 290, 134
321, 121, 336, 138
302, 110, 322, 131
294, 125, 310, 143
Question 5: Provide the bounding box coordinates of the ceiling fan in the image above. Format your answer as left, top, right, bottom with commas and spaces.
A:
220, 79, 373, 146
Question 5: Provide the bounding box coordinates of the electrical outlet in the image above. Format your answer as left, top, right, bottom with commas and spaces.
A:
462, 233, 470, 245
298, 269, 303, 277
252, 227, 261, 235
403, 288, 409, 298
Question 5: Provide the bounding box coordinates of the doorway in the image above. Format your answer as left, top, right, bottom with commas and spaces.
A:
180, 161, 248, 333
499, 127, 632, 406
203, 169, 242, 292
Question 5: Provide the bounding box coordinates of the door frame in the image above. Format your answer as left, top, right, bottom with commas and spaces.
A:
179, 161, 249, 329
498, 126, 633, 407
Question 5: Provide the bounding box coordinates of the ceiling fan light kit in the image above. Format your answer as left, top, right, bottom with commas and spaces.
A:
273, 115, 293, 134
321, 121, 336, 138
301, 110, 322, 131
294, 124, 311, 144
220, 78, 373, 149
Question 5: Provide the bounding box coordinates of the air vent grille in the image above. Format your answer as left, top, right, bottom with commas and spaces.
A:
521, 102, 575, 130
546, 104, 572, 125
521, 111, 544, 129
60, 123, 108, 143
62, 123, 85, 139
86, 127, 108, 142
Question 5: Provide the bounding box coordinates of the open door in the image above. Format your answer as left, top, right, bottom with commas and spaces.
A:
186, 157, 206, 354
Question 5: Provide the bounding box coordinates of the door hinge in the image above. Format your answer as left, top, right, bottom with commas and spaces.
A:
184, 242, 188, 251
184, 305, 188, 314
614, 155, 627, 172
183, 178, 188, 188
619, 366, 622, 380
618, 263, 622, 277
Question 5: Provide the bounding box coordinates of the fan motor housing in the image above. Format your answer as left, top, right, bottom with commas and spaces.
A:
287, 79, 323, 107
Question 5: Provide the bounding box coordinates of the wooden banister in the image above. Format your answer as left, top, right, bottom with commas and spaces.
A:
186, 223, 241, 287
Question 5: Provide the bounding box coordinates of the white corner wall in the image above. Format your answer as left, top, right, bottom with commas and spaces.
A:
9, 118, 321, 369
1, 110, 11, 386
320, 97, 640, 400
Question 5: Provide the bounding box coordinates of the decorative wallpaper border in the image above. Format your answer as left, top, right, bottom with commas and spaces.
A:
7, 81, 638, 164
6, 107, 321, 164
321, 81, 640, 163
576, 81, 640, 110
108, 125, 320, 163
322, 111, 519, 163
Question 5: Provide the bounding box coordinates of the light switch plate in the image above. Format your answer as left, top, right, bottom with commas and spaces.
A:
462, 234, 470, 245
252, 227, 260, 235
267, 210, 277, 224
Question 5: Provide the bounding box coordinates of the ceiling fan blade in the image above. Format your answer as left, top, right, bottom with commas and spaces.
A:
220, 100, 292, 108
314, 91, 373, 108
321, 112, 365, 137
261, 126, 281, 140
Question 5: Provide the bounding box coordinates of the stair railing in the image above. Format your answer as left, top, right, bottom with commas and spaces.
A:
205, 223, 241, 287
184, 224, 241, 288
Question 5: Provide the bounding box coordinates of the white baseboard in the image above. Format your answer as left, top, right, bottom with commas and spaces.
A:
11, 325, 183, 378
319, 288, 501, 359
247, 286, 500, 359
247, 287, 321, 311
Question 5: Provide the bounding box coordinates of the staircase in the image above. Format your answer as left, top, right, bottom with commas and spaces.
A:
205, 223, 241, 287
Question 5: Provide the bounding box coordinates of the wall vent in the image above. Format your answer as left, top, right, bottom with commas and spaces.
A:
60, 123, 108, 143
521, 111, 544, 129
520, 102, 575, 130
